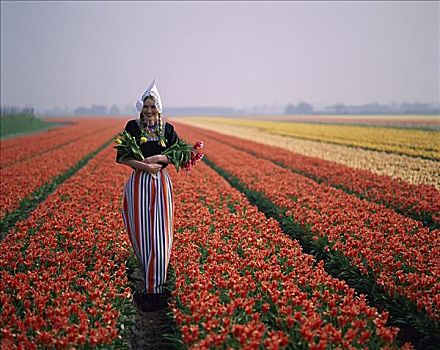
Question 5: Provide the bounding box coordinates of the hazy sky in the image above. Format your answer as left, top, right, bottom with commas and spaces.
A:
1, 1, 439, 111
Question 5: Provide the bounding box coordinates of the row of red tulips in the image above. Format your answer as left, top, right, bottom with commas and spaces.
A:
0, 119, 124, 219
170, 161, 410, 349
0, 146, 133, 349
0, 119, 111, 169
1, 120, 71, 152
177, 125, 440, 326
181, 125, 440, 229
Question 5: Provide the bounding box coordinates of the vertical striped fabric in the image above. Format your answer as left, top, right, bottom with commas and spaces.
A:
122, 169, 174, 294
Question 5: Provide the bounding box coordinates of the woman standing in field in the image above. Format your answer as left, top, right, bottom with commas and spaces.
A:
116, 80, 178, 312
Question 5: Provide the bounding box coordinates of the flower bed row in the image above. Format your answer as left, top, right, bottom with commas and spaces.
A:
177, 119, 440, 189
176, 124, 440, 229
0, 119, 110, 168
0, 145, 133, 349
1, 122, 68, 151
177, 125, 440, 338
0, 119, 124, 220
180, 117, 440, 160
170, 161, 409, 349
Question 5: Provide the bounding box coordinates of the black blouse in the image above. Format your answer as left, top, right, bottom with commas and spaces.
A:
115, 119, 179, 165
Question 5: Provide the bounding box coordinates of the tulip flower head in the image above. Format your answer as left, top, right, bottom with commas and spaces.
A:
161, 139, 205, 173
194, 140, 204, 150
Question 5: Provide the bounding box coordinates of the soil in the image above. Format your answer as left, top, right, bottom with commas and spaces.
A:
123, 264, 178, 350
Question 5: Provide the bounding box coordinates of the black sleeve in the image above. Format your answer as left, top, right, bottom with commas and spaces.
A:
165, 122, 179, 148
116, 120, 138, 163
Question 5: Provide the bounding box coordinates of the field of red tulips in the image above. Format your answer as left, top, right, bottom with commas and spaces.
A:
0, 119, 124, 220
178, 126, 440, 229
0, 145, 133, 349
1, 119, 438, 349
170, 161, 410, 349
1, 119, 103, 168
176, 123, 440, 340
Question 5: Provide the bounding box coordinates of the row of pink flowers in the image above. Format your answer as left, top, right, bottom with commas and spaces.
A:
0, 146, 133, 349
178, 124, 440, 323
0, 119, 124, 219
184, 125, 439, 228
170, 161, 409, 349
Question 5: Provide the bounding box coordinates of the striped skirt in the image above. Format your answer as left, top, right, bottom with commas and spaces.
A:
122, 169, 174, 294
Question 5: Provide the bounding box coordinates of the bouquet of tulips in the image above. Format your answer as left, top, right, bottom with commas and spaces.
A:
113, 130, 145, 162
114, 131, 204, 173
163, 140, 204, 173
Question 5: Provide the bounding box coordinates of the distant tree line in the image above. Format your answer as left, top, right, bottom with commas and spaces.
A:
8, 100, 438, 118
285, 101, 440, 115
71, 105, 236, 116
73, 104, 121, 116
0, 106, 35, 117
166, 106, 236, 116
324, 102, 440, 115
285, 102, 314, 114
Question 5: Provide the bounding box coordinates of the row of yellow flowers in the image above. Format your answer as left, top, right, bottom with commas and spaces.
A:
184, 117, 440, 160
178, 119, 440, 189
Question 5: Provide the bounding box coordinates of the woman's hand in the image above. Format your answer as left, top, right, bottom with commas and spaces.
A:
145, 163, 163, 175
119, 159, 163, 174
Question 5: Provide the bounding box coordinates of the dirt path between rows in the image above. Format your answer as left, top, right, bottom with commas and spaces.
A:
124, 263, 177, 350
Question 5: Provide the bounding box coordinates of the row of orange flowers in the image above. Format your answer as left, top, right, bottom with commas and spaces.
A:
1, 121, 69, 152
1, 120, 109, 169
0, 146, 133, 349
178, 124, 440, 326
170, 161, 410, 349
182, 125, 440, 229
0, 119, 124, 220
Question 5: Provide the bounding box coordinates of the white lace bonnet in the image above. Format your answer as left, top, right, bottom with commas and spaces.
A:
135, 79, 163, 113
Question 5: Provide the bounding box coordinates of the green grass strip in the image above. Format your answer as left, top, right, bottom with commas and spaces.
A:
203, 156, 440, 350
0, 138, 114, 239
0, 114, 66, 139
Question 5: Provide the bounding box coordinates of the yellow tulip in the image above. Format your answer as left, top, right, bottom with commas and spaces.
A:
140, 136, 148, 144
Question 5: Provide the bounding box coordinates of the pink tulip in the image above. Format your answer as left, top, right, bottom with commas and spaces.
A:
195, 152, 204, 161
183, 162, 192, 172
193, 141, 204, 150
